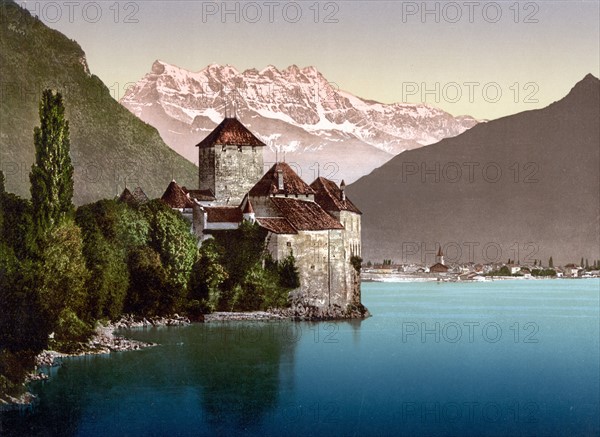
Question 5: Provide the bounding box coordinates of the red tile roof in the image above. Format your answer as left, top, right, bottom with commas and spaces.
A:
206, 206, 243, 223
119, 187, 150, 205
430, 263, 449, 273
270, 197, 343, 231
131, 187, 149, 204
257, 217, 297, 234
161, 180, 195, 208
195, 118, 266, 149
249, 162, 316, 197
117, 187, 135, 204
310, 177, 361, 215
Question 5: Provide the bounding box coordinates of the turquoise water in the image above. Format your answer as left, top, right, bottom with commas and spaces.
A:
3, 279, 599, 436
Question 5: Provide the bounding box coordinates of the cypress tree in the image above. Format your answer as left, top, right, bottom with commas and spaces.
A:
549, 256, 554, 268
29, 90, 74, 239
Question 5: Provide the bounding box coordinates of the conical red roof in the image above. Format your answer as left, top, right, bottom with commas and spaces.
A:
161, 180, 194, 208
242, 199, 255, 214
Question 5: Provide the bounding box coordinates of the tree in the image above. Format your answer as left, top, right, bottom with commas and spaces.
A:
75, 200, 143, 320
188, 239, 228, 312
0, 192, 35, 260
142, 200, 196, 293
278, 252, 301, 289
549, 256, 554, 268
37, 220, 90, 331
125, 246, 168, 316
0, 246, 49, 354
585, 259, 589, 269
80, 231, 129, 320
581, 257, 584, 268
29, 90, 74, 241
214, 220, 268, 287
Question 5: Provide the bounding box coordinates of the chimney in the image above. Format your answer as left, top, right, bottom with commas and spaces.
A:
340, 180, 346, 201
277, 169, 284, 191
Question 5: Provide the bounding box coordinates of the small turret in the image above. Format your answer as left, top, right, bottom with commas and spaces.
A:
340, 180, 346, 201
242, 199, 255, 223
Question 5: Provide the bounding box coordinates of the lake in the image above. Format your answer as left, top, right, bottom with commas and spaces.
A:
3, 279, 599, 436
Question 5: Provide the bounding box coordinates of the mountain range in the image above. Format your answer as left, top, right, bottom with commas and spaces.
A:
0, 1, 197, 204
120, 61, 478, 183
346, 74, 600, 265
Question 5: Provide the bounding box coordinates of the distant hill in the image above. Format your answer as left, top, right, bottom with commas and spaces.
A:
120, 60, 478, 184
0, 1, 197, 204
347, 74, 600, 266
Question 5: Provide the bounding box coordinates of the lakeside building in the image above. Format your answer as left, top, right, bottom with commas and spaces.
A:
429, 246, 449, 274
158, 117, 363, 311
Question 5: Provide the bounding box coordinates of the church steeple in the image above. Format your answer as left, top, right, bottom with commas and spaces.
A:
436, 246, 444, 265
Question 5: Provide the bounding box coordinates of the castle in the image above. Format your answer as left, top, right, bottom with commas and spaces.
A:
145, 118, 363, 312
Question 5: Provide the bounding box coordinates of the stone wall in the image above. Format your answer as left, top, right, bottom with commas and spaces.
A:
198, 147, 215, 195
267, 229, 351, 309
335, 210, 362, 258
199, 145, 264, 205
249, 195, 281, 217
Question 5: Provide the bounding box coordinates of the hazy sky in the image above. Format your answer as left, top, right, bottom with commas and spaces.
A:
31, 0, 600, 120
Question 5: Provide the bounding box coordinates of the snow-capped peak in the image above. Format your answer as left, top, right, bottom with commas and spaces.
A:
120, 61, 479, 181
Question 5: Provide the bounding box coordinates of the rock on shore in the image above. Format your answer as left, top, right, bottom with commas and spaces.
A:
204, 305, 370, 322
31, 314, 192, 372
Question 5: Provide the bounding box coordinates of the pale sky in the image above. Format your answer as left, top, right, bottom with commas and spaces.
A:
30, 0, 600, 120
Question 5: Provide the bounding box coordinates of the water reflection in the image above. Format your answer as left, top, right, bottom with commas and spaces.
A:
2, 322, 298, 436
187, 322, 297, 431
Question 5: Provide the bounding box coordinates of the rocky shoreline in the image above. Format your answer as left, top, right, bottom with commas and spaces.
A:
205, 305, 371, 322
2, 308, 369, 410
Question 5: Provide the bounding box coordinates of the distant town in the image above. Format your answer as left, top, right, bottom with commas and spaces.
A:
362, 248, 600, 282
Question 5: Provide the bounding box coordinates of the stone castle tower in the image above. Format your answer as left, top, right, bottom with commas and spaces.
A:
196, 118, 265, 205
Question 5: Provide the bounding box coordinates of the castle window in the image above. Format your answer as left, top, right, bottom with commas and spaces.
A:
286, 242, 291, 247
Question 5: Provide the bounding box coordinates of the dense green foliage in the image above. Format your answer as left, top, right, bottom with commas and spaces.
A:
350, 256, 363, 273
485, 266, 513, 276
75, 200, 146, 320
188, 239, 228, 313
530, 269, 557, 277
143, 200, 197, 293
0, 191, 35, 259
125, 246, 169, 316
193, 221, 299, 312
